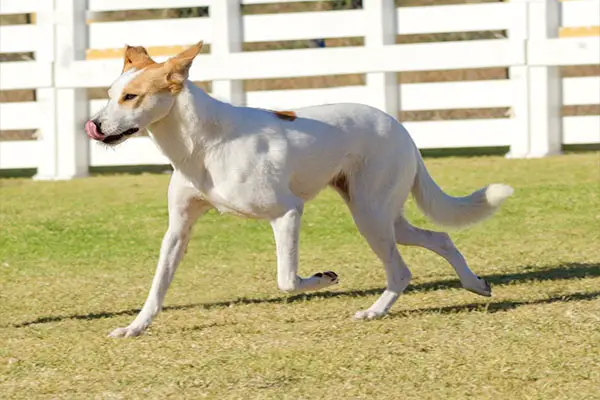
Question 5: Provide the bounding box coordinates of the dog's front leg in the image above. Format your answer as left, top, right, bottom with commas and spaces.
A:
109, 187, 210, 338
270, 201, 339, 293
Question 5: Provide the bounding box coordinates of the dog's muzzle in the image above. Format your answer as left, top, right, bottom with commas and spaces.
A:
85, 120, 139, 144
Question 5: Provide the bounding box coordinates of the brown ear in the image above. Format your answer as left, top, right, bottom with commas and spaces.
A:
165, 41, 204, 93
123, 45, 156, 73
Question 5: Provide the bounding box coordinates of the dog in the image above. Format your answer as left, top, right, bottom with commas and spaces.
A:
86, 42, 513, 337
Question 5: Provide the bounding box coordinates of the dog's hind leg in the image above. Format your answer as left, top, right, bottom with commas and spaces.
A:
270, 196, 339, 294
349, 201, 413, 320
394, 216, 491, 296
109, 174, 210, 338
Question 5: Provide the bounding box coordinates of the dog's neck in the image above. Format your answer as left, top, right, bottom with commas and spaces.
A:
147, 81, 232, 173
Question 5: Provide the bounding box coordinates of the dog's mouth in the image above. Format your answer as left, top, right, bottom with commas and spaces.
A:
85, 120, 140, 144
102, 128, 139, 144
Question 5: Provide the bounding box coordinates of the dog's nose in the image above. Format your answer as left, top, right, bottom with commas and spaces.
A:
92, 120, 102, 134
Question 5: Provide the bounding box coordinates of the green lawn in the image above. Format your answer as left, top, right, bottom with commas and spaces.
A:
1, 153, 599, 400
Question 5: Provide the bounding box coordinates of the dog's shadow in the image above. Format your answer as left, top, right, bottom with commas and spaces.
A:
12, 262, 600, 328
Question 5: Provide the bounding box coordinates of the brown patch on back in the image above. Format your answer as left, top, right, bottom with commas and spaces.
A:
329, 172, 350, 202
272, 110, 297, 121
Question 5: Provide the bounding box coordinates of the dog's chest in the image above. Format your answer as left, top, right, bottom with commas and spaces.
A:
204, 181, 284, 219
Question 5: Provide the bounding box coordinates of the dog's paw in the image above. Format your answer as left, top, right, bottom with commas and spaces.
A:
353, 309, 387, 320
464, 277, 492, 297
108, 326, 145, 338
312, 271, 339, 285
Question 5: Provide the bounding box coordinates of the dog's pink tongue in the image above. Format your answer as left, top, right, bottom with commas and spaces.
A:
85, 120, 103, 140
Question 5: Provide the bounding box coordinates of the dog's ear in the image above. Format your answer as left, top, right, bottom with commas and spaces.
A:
165, 41, 204, 94
123, 45, 156, 73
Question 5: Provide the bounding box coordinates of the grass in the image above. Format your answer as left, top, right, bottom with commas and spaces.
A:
1, 152, 599, 399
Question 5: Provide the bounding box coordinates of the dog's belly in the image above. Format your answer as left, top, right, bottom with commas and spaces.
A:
210, 200, 265, 218
288, 177, 332, 202
198, 167, 296, 220
288, 159, 350, 201
200, 178, 286, 219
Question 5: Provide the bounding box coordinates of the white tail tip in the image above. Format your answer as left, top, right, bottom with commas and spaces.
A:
485, 184, 514, 207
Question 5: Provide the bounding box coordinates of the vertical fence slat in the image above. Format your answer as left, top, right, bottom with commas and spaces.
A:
211, 0, 245, 106
506, 0, 530, 158
33, 0, 58, 180
527, 0, 563, 157
54, 0, 90, 179
364, 0, 399, 117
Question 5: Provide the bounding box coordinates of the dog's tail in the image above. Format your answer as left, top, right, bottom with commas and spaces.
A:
411, 152, 513, 228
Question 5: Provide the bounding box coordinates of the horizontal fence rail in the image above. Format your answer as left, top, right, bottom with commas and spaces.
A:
57, 40, 529, 87
0, 0, 598, 179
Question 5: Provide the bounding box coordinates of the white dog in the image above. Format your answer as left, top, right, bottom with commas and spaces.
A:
86, 42, 513, 338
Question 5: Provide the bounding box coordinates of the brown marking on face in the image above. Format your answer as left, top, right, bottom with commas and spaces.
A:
118, 63, 171, 107
118, 41, 205, 107
272, 110, 297, 121
329, 172, 350, 201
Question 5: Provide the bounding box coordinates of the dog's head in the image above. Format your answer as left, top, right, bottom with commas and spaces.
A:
85, 41, 203, 146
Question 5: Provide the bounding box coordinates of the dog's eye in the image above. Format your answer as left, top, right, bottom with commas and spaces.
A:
123, 93, 137, 101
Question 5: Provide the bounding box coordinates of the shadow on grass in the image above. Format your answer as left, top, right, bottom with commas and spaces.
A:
12, 262, 600, 327
394, 290, 600, 318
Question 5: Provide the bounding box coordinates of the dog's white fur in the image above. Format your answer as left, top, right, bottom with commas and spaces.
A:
88, 44, 513, 337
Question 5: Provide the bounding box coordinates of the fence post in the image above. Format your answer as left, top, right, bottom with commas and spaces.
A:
53, 0, 90, 179
33, 0, 58, 180
527, 0, 562, 157
509, 0, 562, 158
211, 0, 245, 106
364, 0, 398, 116
506, 0, 530, 159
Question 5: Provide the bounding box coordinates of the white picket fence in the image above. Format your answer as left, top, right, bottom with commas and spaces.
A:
0, 0, 599, 179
